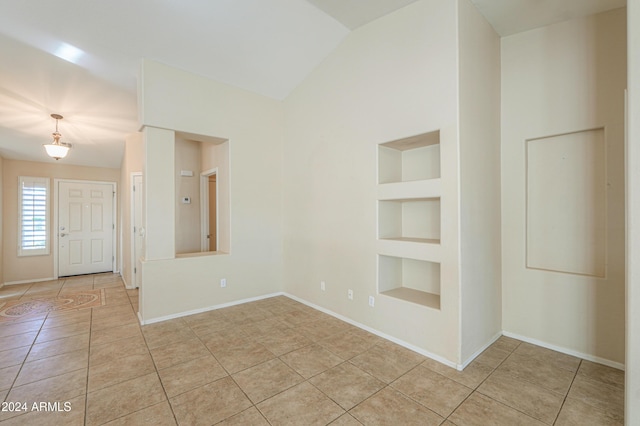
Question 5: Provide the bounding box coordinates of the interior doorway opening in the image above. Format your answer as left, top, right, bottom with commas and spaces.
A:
201, 168, 218, 252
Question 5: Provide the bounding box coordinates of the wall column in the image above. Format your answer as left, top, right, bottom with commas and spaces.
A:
626, 0, 640, 423
143, 126, 175, 260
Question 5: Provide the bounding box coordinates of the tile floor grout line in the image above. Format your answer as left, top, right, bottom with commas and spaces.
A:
385, 362, 451, 422
199, 308, 346, 424
2, 279, 625, 425
196, 312, 283, 425
492, 340, 581, 425
186, 318, 258, 423
466, 341, 576, 426
4, 305, 49, 395
346, 385, 388, 423
108, 296, 179, 426
83, 291, 93, 426
4, 284, 74, 424
551, 358, 582, 426
439, 342, 517, 424
0, 301, 46, 424
471, 388, 553, 425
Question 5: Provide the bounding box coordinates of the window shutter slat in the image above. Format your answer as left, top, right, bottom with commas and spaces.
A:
19, 177, 49, 254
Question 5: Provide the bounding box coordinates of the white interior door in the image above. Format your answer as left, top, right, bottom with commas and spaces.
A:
58, 181, 114, 277
133, 174, 143, 288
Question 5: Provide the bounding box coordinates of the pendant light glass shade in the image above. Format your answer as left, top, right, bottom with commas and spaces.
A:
43, 114, 72, 160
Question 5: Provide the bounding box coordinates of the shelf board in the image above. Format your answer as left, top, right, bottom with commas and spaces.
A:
381, 287, 440, 310
380, 237, 440, 244
377, 178, 441, 200
380, 130, 440, 151
377, 238, 441, 262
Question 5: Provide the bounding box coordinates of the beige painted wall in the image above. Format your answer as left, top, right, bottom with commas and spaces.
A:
283, 0, 462, 363
143, 127, 175, 261
174, 137, 201, 254
458, 0, 502, 362
626, 0, 640, 422
120, 132, 143, 288
2, 159, 120, 283
138, 59, 284, 321
501, 8, 626, 365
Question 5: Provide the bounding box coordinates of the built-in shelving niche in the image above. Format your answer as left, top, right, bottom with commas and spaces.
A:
376, 129, 442, 310
378, 197, 440, 244
378, 129, 440, 184
378, 255, 440, 310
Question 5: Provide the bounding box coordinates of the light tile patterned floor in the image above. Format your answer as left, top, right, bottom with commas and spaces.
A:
0, 274, 625, 425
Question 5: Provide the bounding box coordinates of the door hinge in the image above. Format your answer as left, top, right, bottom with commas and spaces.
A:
133, 185, 136, 192
134, 226, 137, 233
134, 267, 137, 273
112, 224, 115, 230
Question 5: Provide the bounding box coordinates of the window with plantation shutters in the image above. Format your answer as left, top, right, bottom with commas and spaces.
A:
18, 176, 50, 256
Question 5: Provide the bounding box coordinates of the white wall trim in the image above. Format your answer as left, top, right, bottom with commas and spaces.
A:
284, 293, 460, 370
140, 290, 459, 369
4, 277, 57, 286
139, 292, 283, 325
121, 273, 132, 290
135, 290, 625, 372
503, 331, 625, 371
460, 331, 503, 370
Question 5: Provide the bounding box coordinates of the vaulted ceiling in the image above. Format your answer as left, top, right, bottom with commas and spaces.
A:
0, 0, 625, 168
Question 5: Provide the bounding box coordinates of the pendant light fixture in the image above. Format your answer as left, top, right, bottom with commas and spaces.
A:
43, 113, 72, 160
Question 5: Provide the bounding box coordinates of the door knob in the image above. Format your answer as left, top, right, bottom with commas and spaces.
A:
60, 233, 68, 237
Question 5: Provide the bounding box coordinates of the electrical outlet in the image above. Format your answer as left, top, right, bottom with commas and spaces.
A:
368, 296, 375, 307
348, 289, 353, 300
220, 278, 227, 288
320, 281, 326, 291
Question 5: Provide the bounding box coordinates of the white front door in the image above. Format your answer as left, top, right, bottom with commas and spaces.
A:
58, 181, 114, 277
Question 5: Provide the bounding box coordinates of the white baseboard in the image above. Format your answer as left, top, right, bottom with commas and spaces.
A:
139, 292, 284, 325
135, 291, 625, 372
502, 331, 625, 371
121, 274, 135, 290
460, 331, 503, 370
138, 291, 457, 369
3, 277, 57, 286
284, 292, 459, 370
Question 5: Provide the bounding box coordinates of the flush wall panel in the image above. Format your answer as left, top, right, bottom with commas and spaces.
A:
526, 128, 606, 277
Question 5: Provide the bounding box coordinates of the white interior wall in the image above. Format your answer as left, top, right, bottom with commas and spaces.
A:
131, 3, 629, 373
501, 8, 627, 366
138, 59, 284, 322
457, 0, 502, 363
283, 0, 462, 363
143, 126, 175, 261
626, 0, 640, 422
